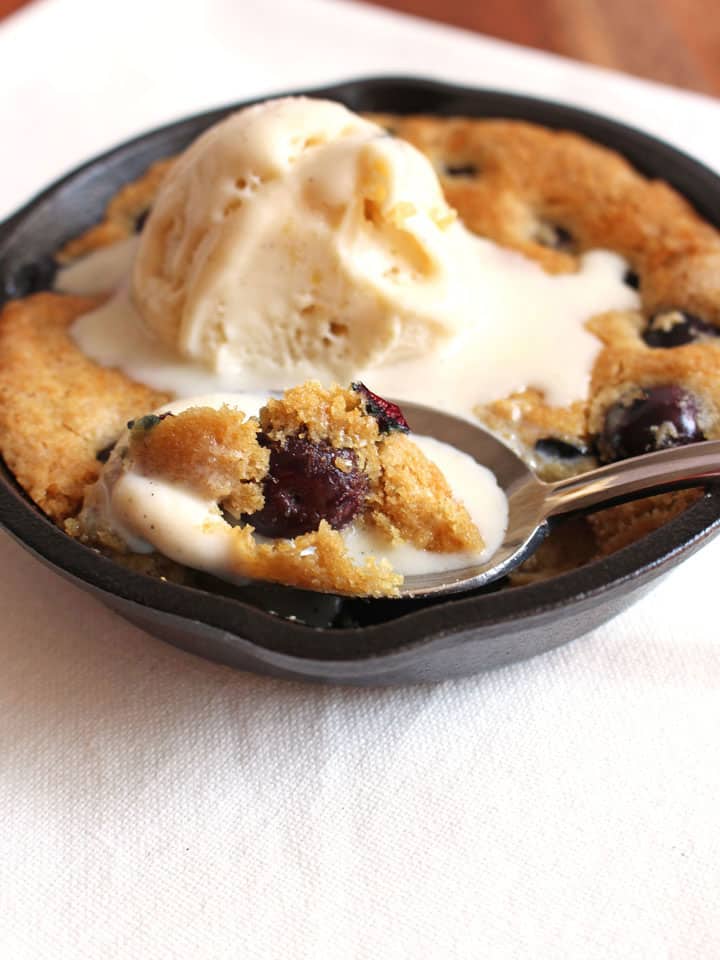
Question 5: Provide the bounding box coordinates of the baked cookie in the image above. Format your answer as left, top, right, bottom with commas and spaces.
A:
0, 108, 716, 588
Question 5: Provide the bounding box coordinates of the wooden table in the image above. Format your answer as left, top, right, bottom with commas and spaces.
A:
365, 0, 720, 97
2, 0, 718, 98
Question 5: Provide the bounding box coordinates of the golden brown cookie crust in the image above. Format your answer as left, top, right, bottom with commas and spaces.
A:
0, 293, 170, 519
128, 405, 269, 518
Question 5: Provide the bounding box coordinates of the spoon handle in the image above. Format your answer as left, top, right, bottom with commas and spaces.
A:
544, 439, 720, 518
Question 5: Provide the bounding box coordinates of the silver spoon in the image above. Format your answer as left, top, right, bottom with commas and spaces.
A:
398, 401, 720, 598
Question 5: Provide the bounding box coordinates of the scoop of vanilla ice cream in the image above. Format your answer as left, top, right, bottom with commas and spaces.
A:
132, 97, 465, 384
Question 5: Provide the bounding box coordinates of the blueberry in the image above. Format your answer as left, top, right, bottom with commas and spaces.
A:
443, 163, 478, 178
134, 209, 150, 233
248, 436, 369, 538
126, 411, 173, 432
351, 382, 410, 434
2, 254, 57, 301
534, 222, 575, 252
597, 385, 705, 463
534, 437, 590, 460
623, 269, 640, 290
642, 309, 718, 348
95, 443, 115, 464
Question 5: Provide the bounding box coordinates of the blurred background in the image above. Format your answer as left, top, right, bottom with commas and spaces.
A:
364, 0, 719, 96
2, 0, 717, 96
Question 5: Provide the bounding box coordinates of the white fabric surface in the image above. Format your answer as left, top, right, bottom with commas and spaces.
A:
1, 1, 720, 956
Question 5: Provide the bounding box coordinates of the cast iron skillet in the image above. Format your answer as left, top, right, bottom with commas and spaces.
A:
2, 76, 720, 685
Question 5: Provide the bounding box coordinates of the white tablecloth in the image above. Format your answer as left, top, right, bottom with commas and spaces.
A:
1, 1, 719, 957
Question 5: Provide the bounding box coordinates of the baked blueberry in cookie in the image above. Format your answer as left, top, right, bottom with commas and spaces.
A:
597, 385, 705, 463
248, 436, 369, 538
643, 310, 719, 348
534, 437, 592, 461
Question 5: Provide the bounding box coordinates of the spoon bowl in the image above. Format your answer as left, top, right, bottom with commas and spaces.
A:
398, 401, 720, 598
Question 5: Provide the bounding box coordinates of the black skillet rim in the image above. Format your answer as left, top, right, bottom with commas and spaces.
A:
2, 74, 720, 664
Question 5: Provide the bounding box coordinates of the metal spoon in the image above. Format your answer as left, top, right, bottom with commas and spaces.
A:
398, 401, 720, 598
